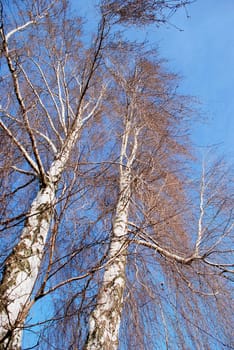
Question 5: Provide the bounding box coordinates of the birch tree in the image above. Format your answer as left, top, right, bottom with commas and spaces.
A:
84, 51, 234, 347
0, 1, 108, 347
1, 1, 233, 350
85, 46, 142, 349
84, 44, 233, 350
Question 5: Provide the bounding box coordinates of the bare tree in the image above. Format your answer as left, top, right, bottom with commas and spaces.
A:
119, 153, 233, 349
0, 0, 108, 347
84, 45, 233, 349
0, 1, 233, 350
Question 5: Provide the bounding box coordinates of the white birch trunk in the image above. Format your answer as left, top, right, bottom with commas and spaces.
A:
0, 183, 55, 349
0, 126, 81, 349
85, 168, 131, 350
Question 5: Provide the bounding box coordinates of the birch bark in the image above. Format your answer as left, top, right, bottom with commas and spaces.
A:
85, 168, 131, 350
85, 118, 139, 349
0, 124, 82, 349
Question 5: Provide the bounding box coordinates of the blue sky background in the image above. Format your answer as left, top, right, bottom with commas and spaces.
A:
147, 0, 234, 159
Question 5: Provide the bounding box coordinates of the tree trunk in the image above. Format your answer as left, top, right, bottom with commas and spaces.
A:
0, 126, 81, 349
85, 169, 131, 350
0, 182, 56, 349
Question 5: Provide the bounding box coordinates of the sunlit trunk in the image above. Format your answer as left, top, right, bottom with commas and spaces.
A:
85, 168, 131, 350
0, 127, 81, 349
0, 182, 55, 349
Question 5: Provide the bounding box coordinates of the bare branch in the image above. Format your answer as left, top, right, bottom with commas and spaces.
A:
0, 119, 39, 173
5, 1, 57, 42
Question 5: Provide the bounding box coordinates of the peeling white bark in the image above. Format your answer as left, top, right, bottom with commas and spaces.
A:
195, 159, 206, 255
0, 127, 81, 349
85, 165, 132, 350
85, 96, 141, 348
0, 182, 56, 349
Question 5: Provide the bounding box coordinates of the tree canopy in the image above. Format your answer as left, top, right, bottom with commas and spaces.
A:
0, 1, 233, 349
